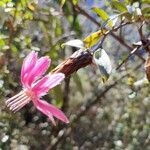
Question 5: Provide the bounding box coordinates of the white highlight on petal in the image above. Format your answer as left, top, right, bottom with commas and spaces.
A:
6, 91, 24, 105
6, 90, 31, 112
6, 92, 27, 107
11, 97, 30, 112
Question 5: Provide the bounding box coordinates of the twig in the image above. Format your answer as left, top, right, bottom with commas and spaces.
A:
116, 45, 141, 70
52, 49, 93, 77
116, 41, 150, 70
75, 4, 145, 62
62, 77, 71, 111
75, 5, 100, 26
91, 22, 131, 52
110, 33, 145, 62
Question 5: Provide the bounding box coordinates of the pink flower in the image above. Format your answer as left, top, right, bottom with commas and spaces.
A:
6, 51, 69, 125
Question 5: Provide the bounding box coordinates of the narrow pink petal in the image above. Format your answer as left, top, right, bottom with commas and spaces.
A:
24, 56, 51, 86
33, 98, 69, 124
32, 73, 65, 96
32, 98, 56, 125
21, 51, 37, 86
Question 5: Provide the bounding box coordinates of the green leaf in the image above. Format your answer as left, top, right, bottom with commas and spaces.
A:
72, 0, 79, 5
0, 2, 5, 7
111, 1, 128, 13
92, 7, 109, 21
73, 73, 84, 96
142, 0, 150, 5
92, 7, 113, 27
83, 29, 108, 48
142, 7, 150, 18
0, 39, 5, 48
61, 0, 66, 7
52, 86, 63, 108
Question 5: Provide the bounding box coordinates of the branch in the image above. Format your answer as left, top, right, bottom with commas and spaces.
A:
52, 49, 93, 77
75, 5, 101, 26
116, 42, 150, 70
116, 45, 141, 70
75, 4, 145, 62
62, 77, 71, 111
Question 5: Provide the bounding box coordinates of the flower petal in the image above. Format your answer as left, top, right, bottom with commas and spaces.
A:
32, 73, 65, 96
33, 98, 69, 124
25, 56, 51, 86
21, 51, 37, 86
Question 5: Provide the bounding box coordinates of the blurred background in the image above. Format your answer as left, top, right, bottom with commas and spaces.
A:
0, 0, 149, 149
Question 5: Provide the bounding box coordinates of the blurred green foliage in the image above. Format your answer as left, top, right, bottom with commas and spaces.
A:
0, 0, 149, 149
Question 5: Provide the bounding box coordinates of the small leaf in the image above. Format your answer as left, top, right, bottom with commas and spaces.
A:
73, 73, 84, 96
52, 86, 63, 108
134, 77, 149, 88
142, 0, 150, 4
93, 48, 112, 83
27, 3, 36, 11
127, 5, 142, 16
92, 7, 109, 21
0, 2, 5, 7
72, 0, 79, 5
83, 29, 108, 48
92, 7, 113, 28
135, 8, 142, 16
62, 39, 84, 48
111, 1, 128, 13
61, 0, 66, 7
0, 8, 9, 28
127, 5, 136, 14
0, 39, 5, 48
142, 7, 150, 18
127, 76, 135, 86
145, 56, 150, 81
109, 14, 119, 26
128, 91, 137, 99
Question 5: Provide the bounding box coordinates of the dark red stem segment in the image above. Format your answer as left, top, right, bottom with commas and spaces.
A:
52, 49, 93, 77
